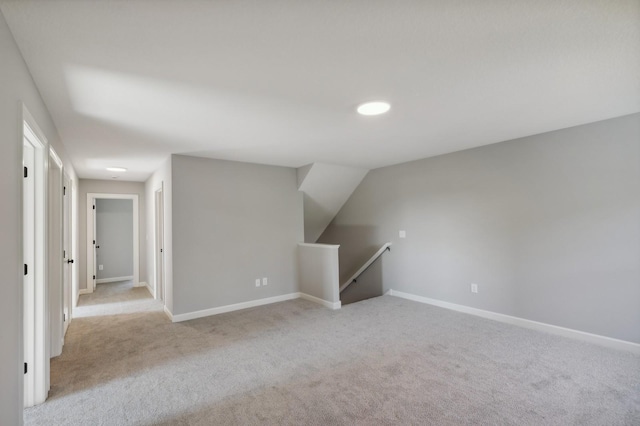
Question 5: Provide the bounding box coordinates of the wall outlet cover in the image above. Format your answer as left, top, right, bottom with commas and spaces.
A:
255, 279, 261, 287
262, 277, 268, 286
99, 265, 103, 270
399, 230, 406, 238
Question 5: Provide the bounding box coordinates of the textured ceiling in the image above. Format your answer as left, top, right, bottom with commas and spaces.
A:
2, 0, 639, 181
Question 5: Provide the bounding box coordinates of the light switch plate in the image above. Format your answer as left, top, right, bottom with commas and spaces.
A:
399, 230, 406, 238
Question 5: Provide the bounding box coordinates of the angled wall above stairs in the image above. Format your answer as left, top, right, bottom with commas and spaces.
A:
297, 163, 368, 243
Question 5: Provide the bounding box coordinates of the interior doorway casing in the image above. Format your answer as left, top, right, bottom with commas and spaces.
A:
22, 106, 49, 407
86, 193, 140, 293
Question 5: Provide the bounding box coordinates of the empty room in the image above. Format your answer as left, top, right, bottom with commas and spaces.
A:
1, 1, 638, 425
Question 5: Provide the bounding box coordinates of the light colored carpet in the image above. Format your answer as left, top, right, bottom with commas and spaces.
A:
25, 282, 640, 425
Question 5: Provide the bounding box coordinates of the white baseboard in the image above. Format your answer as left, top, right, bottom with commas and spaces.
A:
78, 288, 91, 295
388, 289, 640, 354
163, 306, 173, 321
144, 282, 154, 296
299, 293, 341, 310
96, 276, 133, 284
170, 293, 301, 323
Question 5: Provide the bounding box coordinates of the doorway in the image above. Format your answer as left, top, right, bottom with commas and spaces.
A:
85, 194, 139, 293
22, 108, 48, 407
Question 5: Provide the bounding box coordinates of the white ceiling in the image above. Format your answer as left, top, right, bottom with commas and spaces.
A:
2, 0, 639, 181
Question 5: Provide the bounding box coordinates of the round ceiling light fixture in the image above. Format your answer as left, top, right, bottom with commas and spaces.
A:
357, 101, 391, 116
106, 167, 127, 172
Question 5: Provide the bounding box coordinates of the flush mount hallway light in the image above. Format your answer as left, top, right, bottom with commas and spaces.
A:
357, 101, 391, 116
106, 167, 127, 172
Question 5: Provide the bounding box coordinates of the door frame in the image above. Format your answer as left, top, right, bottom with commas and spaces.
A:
22, 106, 48, 407
86, 193, 140, 292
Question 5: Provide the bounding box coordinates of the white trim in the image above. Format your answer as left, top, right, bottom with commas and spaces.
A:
96, 276, 134, 284
163, 306, 173, 321
143, 282, 153, 295
22, 104, 49, 407
387, 289, 640, 354
86, 193, 140, 293
170, 293, 301, 323
299, 293, 341, 310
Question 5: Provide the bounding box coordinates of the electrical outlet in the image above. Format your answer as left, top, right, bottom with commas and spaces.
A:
255, 279, 261, 287
262, 277, 268, 286
99, 265, 103, 271
471, 283, 478, 293
399, 230, 406, 238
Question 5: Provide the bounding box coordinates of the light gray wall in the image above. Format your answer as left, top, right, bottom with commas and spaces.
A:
96, 199, 133, 280
297, 243, 340, 304
78, 180, 146, 290
171, 155, 303, 316
0, 9, 77, 424
145, 158, 172, 309
320, 114, 640, 343
297, 163, 369, 243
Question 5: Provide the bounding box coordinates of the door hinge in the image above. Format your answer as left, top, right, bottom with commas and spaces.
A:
93, 205, 96, 210
93, 240, 95, 245
63, 186, 66, 195
160, 248, 163, 253
24, 264, 27, 276
63, 313, 66, 322
24, 167, 28, 178
24, 363, 27, 374
93, 275, 96, 280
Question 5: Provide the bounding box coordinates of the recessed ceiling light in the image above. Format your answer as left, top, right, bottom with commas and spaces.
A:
357, 101, 391, 116
106, 167, 127, 172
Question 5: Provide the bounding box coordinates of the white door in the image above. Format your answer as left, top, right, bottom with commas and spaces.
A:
155, 188, 164, 301
62, 174, 72, 334
92, 198, 97, 291
22, 113, 48, 407
23, 140, 36, 406
48, 148, 64, 358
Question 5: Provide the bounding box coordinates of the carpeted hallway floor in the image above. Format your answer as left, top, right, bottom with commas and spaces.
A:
24, 281, 640, 425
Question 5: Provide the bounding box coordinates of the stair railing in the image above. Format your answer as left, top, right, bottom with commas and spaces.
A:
340, 242, 392, 293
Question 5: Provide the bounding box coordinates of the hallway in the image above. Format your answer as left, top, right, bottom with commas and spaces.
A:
75, 280, 162, 317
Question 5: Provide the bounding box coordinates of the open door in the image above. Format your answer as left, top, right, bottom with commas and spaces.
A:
155, 187, 165, 301
63, 174, 73, 334
49, 148, 64, 358
92, 198, 97, 292
23, 109, 48, 407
